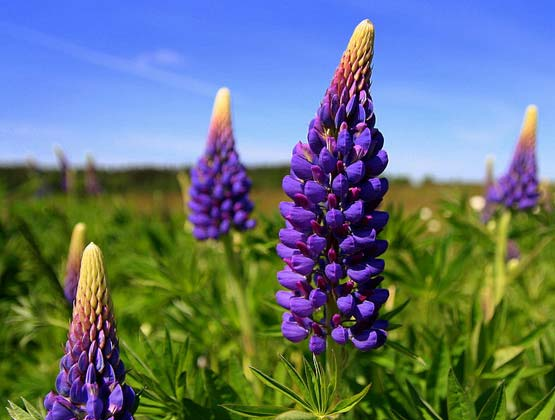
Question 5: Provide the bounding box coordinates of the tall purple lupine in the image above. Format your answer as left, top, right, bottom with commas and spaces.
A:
189, 88, 256, 240
55, 147, 74, 194
45, 243, 136, 420
488, 105, 539, 210
276, 20, 389, 354
85, 155, 102, 196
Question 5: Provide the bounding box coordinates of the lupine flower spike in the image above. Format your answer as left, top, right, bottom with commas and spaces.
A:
55, 147, 74, 194
64, 222, 86, 303
481, 156, 496, 222
45, 243, 136, 420
488, 105, 539, 210
189, 88, 256, 240
85, 154, 102, 196
277, 19, 389, 354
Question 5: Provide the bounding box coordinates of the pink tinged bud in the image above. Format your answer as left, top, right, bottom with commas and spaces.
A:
336, 160, 345, 173
311, 165, 326, 184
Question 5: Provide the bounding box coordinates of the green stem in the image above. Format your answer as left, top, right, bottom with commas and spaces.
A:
222, 234, 258, 384
493, 211, 511, 306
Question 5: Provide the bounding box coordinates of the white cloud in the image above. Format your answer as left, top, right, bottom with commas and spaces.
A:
134, 48, 187, 69
0, 21, 216, 97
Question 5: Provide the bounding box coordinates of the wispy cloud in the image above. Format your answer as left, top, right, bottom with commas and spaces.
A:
0, 21, 216, 97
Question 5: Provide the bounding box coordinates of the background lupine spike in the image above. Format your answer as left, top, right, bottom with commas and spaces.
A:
64, 222, 86, 303
188, 87, 256, 240
54, 147, 74, 194
481, 156, 496, 222
85, 154, 102, 196
276, 19, 390, 355
487, 105, 539, 210
45, 243, 136, 420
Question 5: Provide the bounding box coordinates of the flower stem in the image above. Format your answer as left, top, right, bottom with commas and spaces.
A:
222, 234, 258, 388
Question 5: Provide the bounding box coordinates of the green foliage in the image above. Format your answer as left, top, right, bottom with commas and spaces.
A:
1, 185, 554, 419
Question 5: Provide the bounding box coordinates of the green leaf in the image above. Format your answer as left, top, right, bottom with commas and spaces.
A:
275, 411, 317, 420
387, 340, 427, 366
250, 366, 312, 412
6, 401, 40, 420
447, 370, 475, 420
406, 381, 443, 420
329, 383, 371, 415
382, 298, 411, 320
477, 382, 506, 420
514, 385, 555, 420
220, 404, 288, 418
427, 339, 450, 405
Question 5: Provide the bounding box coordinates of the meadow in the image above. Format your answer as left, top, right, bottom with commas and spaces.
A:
1, 167, 554, 419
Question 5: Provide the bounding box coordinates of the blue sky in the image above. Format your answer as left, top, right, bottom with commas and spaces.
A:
0, 1, 553, 180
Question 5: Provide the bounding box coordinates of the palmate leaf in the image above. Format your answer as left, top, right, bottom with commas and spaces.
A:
249, 366, 312, 412
221, 404, 288, 418
275, 411, 317, 420
328, 383, 371, 415
6, 398, 44, 420
447, 370, 475, 420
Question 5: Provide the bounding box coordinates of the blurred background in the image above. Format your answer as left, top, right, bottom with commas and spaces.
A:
0, 0, 553, 205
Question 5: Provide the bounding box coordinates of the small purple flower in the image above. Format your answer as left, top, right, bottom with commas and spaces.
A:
276, 20, 389, 354
189, 88, 256, 240
85, 154, 102, 196
487, 105, 539, 211
45, 243, 136, 420
55, 147, 74, 194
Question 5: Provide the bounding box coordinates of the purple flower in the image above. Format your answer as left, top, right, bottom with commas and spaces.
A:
276, 19, 389, 354
55, 147, 74, 194
45, 243, 136, 420
188, 88, 256, 240
85, 154, 102, 196
487, 105, 539, 211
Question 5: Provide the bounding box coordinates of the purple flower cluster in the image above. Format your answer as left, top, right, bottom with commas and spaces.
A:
487, 105, 539, 211
86, 155, 102, 196
276, 20, 389, 354
45, 244, 136, 420
189, 88, 255, 240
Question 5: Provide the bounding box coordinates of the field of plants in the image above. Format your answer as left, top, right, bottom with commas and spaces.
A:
2, 18, 555, 420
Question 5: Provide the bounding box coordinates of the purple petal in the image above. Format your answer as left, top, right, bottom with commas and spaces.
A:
331, 326, 349, 345
281, 313, 309, 342
309, 289, 327, 308
290, 297, 314, 317
277, 268, 305, 290
309, 335, 326, 355
276, 291, 293, 309
304, 180, 327, 204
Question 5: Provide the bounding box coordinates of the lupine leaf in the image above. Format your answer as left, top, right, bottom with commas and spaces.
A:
275, 411, 317, 420
6, 401, 40, 420
447, 369, 475, 420
382, 298, 411, 320
388, 340, 427, 366
514, 385, 555, 420
329, 383, 371, 415
406, 381, 443, 420
220, 404, 288, 417
476, 382, 506, 420
250, 366, 312, 412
